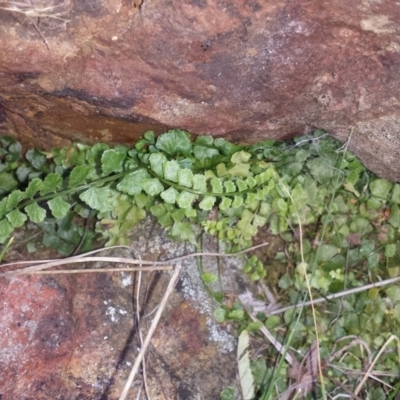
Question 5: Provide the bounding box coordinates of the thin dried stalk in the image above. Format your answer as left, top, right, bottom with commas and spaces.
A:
0, 242, 271, 277
118, 264, 182, 400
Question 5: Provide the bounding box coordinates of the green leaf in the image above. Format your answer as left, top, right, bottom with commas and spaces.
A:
0, 198, 7, 218
47, 196, 71, 219
192, 174, 207, 192
245, 192, 257, 206
210, 177, 223, 193
25, 202, 46, 223
160, 187, 179, 204
366, 196, 383, 210
69, 165, 92, 188
259, 201, 271, 215
102, 204, 146, 246
389, 204, 400, 228
0, 218, 13, 238
232, 196, 243, 208
214, 138, 242, 156
235, 179, 248, 191
155, 129, 192, 156
16, 166, 31, 182
392, 184, 400, 203
144, 130, 155, 143
307, 156, 335, 183
201, 272, 218, 284
213, 306, 226, 323
318, 244, 339, 262
142, 178, 164, 196
170, 221, 196, 244
185, 208, 197, 218
177, 191, 196, 209
150, 203, 167, 218
6, 209, 27, 228
101, 148, 127, 175
41, 173, 63, 195
343, 181, 360, 197
149, 152, 168, 176
117, 169, 150, 195
6, 190, 25, 211
231, 151, 251, 164
274, 198, 288, 213
193, 145, 220, 159
219, 197, 232, 211
370, 179, 393, 199
79, 187, 113, 211
385, 243, 396, 258
223, 181, 236, 193
216, 163, 229, 177
0, 172, 18, 193
195, 135, 214, 146
199, 196, 216, 211
228, 309, 245, 320
163, 160, 180, 182
25, 149, 46, 170
291, 183, 307, 207
25, 178, 44, 198
178, 168, 193, 188
245, 176, 257, 189
7, 140, 22, 160
278, 274, 293, 289
86, 143, 109, 165
253, 214, 267, 227
228, 163, 250, 177
350, 217, 372, 235
133, 193, 149, 209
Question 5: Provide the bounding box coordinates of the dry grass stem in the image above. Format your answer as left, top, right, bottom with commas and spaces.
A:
268, 276, 400, 316
0, 242, 271, 277
247, 312, 294, 365
133, 252, 150, 399
17, 266, 174, 274
118, 264, 182, 400
354, 335, 400, 396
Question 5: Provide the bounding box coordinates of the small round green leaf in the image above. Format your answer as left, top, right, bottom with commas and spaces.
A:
192, 174, 207, 192
101, 148, 127, 175
142, 178, 164, 196
6, 209, 27, 228
47, 196, 71, 219
370, 179, 393, 199
178, 168, 193, 187
163, 160, 180, 182
210, 177, 223, 193
69, 165, 92, 188
199, 196, 216, 211
149, 152, 168, 176
232, 195, 243, 208
160, 187, 179, 204
177, 191, 196, 209
25, 202, 46, 223
219, 197, 232, 211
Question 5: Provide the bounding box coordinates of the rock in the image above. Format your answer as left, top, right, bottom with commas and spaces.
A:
0, 219, 241, 399
0, 0, 399, 181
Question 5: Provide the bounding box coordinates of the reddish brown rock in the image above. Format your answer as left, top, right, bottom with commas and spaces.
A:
0, 220, 240, 399
0, 0, 399, 180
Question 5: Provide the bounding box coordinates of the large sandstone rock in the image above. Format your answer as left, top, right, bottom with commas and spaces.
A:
0, 0, 399, 180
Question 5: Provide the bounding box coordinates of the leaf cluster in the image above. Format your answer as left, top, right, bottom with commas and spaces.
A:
0, 130, 283, 247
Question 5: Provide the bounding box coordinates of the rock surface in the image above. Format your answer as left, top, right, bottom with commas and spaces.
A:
0, 0, 399, 181
0, 219, 241, 399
